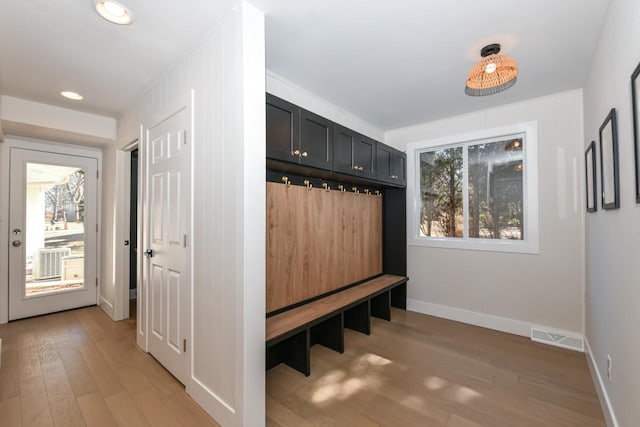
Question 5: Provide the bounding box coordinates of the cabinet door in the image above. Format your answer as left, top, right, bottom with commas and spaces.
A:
376, 143, 393, 183
333, 124, 356, 174
299, 109, 333, 170
390, 150, 406, 186
266, 94, 299, 163
353, 135, 376, 179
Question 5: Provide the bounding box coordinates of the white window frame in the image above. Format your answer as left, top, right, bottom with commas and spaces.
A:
406, 121, 539, 254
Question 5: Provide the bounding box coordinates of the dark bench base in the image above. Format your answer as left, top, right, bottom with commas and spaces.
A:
266, 280, 407, 376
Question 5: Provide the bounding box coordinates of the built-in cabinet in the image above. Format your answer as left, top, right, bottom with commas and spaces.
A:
266, 94, 333, 171
333, 124, 376, 179
266, 93, 406, 186
376, 144, 406, 186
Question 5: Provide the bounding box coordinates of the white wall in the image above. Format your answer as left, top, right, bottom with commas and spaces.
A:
386, 90, 585, 337
583, 0, 640, 425
266, 70, 385, 141
0, 95, 116, 145
106, 1, 265, 425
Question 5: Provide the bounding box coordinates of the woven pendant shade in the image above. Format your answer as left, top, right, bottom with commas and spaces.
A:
465, 44, 518, 96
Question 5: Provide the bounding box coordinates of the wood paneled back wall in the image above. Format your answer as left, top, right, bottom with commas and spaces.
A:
266, 182, 382, 313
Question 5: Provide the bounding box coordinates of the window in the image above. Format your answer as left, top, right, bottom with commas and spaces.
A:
407, 122, 538, 253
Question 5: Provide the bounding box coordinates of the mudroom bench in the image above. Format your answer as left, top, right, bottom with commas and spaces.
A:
266, 274, 408, 376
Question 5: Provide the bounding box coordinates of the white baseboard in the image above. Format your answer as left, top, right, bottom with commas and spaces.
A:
408, 298, 533, 337
584, 338, 619, 427
407, 299, 583, 348
99, 296, 115, 320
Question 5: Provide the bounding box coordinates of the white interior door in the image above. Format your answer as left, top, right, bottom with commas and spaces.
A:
144, 109, 190, 384
8, 149, 98, 320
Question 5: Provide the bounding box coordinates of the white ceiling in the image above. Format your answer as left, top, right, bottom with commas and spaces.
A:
1, 0, 610, 131
254, 0, 610, 129
0, 0, 227, 118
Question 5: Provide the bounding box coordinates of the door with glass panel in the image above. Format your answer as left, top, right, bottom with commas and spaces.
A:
8, 148, 98, 320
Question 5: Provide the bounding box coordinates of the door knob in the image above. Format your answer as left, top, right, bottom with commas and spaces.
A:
143, 249, 154, 258
12, 240, 22, 247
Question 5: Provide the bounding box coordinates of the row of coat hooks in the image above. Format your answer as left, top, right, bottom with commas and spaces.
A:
280, 176, 382, 196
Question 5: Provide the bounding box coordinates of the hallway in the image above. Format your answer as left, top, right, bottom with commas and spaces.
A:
0, 306, 219, 426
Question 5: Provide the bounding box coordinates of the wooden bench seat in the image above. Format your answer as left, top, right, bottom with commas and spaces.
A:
266, 274, 408, 376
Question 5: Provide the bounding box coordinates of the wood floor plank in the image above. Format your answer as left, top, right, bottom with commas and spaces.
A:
132, 388, 184, 427
40, 355, 86, 427
0, 305, 221, 427
0, 396, 22, 426
0, 338, 20, 401
76, 391, 119, 427
56, 344, 99, 398
19, 375, 54, 427
76, 341, 125, 398
267, 308, 606, 427
163, 391, 221, 427
105, 391, 151, 427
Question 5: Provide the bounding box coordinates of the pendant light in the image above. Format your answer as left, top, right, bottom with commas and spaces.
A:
465, 44, 518, 96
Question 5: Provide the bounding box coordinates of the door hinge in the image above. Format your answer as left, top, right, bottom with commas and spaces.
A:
183, 339, 187, 353
95, 277, 98, 287
183, 234, 187, 248
96, 224, 99, 233
183, 130, 187, 145
97, 170, 99, 179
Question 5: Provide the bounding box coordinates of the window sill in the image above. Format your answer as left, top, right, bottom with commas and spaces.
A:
408, 236, 539, 254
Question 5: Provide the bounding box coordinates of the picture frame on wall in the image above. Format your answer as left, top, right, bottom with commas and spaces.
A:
632, 61, 640, 203
585, 141, 597, 212
599, 108, 620, 210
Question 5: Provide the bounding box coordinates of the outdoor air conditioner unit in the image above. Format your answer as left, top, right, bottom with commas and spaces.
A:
32, 248, 71, 280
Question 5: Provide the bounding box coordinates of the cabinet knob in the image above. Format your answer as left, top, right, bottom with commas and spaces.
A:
301, 151, 308, 158
390, 175, 398, 179
358, 166, 364, 171
293, 149, 300, 156
352, 165, 359, 170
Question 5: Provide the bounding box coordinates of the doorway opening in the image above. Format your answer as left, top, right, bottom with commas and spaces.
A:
129, 148, 138, 321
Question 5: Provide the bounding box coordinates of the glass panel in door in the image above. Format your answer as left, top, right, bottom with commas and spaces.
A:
24, 163, 87, 297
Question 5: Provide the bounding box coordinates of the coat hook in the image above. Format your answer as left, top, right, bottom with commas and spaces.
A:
281, 176, 290, 186
352, 187, 359, 195
303, 179, 313, 190
338, 184, 345, 193
364, 189, 370, 195
375, 190, 381, 197
322, 182, 331, 192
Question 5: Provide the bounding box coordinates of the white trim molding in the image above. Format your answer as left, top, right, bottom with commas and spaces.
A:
585, 338, 620, 427
408, 299, 584, 348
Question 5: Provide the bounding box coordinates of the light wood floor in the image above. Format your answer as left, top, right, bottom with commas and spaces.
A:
0, 304, 220, 427
267, 308, 606, 427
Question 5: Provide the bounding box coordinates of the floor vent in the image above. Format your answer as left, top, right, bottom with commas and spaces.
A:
531, 327, 584, 352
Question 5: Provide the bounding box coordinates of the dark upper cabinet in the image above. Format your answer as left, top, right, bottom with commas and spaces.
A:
332, 125, 375, 179
299, 109, 333, 170
266, 94, 332, 171
333, 125, 356, 174
353, 135, 376, 179
376, 144, 406, 186
390, 149, 406, 186
266, 94, 299, 163
266, 93, 405, 187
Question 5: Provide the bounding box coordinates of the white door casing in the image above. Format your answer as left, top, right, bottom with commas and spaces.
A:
8, 148, 99, 320
144, 109, 190, 384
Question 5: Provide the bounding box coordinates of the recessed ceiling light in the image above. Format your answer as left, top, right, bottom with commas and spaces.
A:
94, 0, 134, 25
61, 91, 84, 101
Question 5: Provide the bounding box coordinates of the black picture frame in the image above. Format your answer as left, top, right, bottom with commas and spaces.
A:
632, 61, 640, 203
585, 141, 597, 212
599, 108, 620, 210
